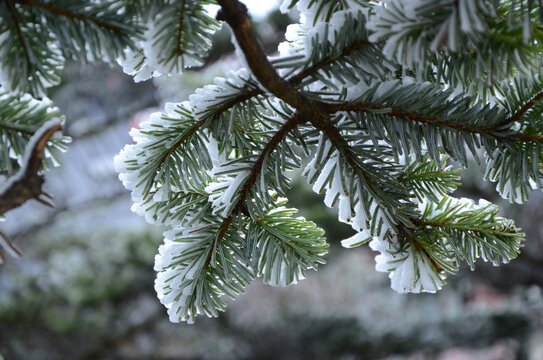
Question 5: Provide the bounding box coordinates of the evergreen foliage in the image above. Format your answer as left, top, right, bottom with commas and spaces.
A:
2, 0, 543, 323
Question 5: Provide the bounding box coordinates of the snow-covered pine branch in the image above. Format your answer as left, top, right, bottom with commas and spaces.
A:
3, 0, 543, 324
110, 0, 541, 321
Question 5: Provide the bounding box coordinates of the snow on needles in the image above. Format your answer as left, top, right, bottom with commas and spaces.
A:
188, 68, 254, 120
117, 49, 160, 83
367, 0, 493, 70
370, 236, 446, 294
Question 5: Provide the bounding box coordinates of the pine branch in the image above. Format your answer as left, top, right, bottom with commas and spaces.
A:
155, 218, 255, 323
416, 196, 524, 268
115, 105, 212, 202
133, 0, 219, 75
505, 89, 543, 125
217, 0, 417, 236
207, 13, 379, 120
233, 114, 302, 215
324, 101, 525, 143
367, 0, 543, 89
0, 1, 64, 95
0, 93, 69, 175
209, 112, 303, 248
397, 155, 461, 202
248, 204, 328, 286
13, 0, 130, 33
196, 34, 377, 124
207, 216, 234, 267
305, 121, 415, 232
115, 0, 540, 316
155, 119, 206, 180
285, 38, 373, 85
216, 0, 389, 183
5, 2, 32, 79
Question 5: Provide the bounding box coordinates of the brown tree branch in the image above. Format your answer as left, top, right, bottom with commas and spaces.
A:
324, 101, 543, 145
213, 0, 410, 246
231, 113, 302, 215
0, 122, 62, 215
214, 0, 419, 234
215, 0, 394, 195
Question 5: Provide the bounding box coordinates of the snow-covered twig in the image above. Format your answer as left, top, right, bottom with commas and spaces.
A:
0, 119, 62, 215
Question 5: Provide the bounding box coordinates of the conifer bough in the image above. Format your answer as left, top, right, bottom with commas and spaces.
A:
1, 0, 542, 323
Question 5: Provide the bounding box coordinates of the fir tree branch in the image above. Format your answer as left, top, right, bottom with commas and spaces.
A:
420, 218, 519, 237
505, 89, 543, 125
216, 0, 371, 166
325, 102, 497, 134
324, 101, 543, 145
286, 38, 373, 86
204, 27, 372, 121
212, 112, 303, 251
314, 117, 415, 228
206, 215, 234, 267
231, 113, 302, 215
156, 119, 206, 174
5, 1, 32, 85
12, 0, 129, 33
216, 0, 296, 100
217, 0, 413, 231
0, 122, 61, 215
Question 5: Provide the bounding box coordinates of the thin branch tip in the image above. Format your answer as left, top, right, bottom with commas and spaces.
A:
0, 122, 62, 215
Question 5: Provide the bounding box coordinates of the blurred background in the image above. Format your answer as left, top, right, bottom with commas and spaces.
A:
2, 2, 543, 359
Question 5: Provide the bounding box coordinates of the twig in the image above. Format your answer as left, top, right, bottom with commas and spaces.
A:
0, 122, 62, 215
0, 229, 22, 262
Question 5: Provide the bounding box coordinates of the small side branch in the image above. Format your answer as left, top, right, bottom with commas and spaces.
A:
505, 90, 543, 125
12, 0, 129, 33
233, 112, 302, 214
286, 38, 372, 85
214, 112, 303, 247
0, 122, 62, 215
5, 1, 32, 81
0, 229, 22, 263
324, 101, 543, 145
